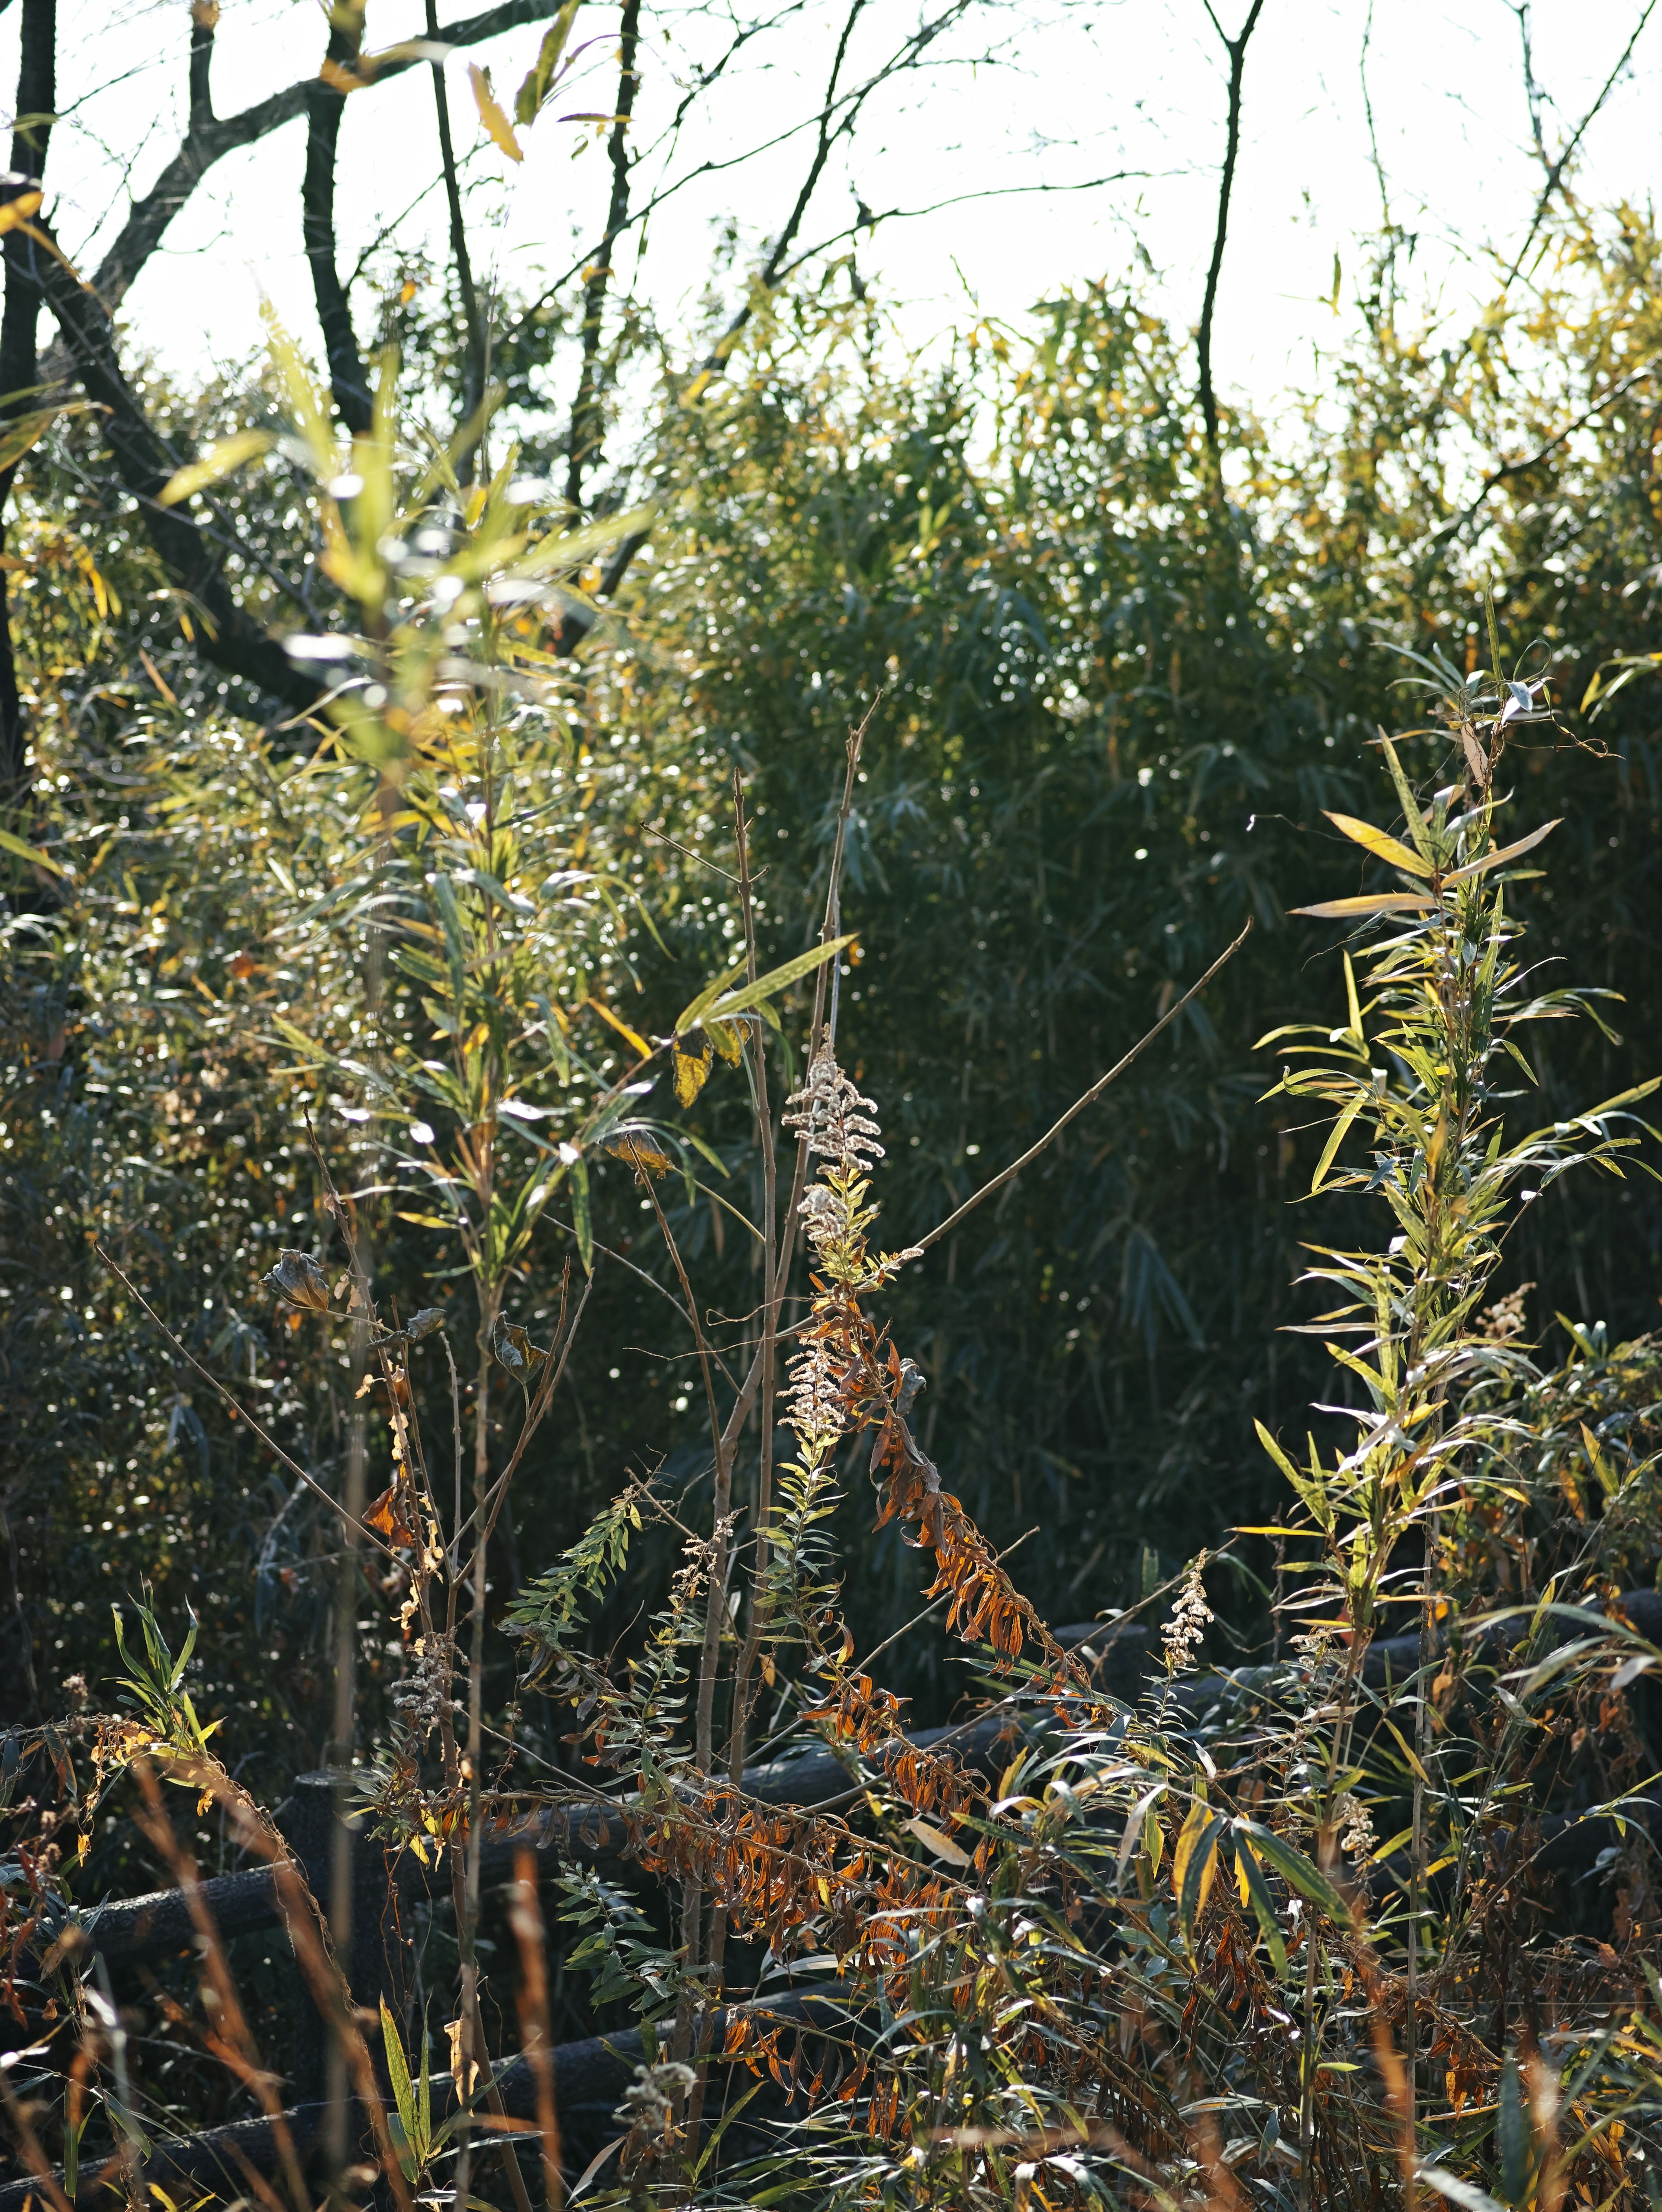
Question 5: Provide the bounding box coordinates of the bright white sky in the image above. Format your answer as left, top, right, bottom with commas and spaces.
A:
8, 0, 1660, 423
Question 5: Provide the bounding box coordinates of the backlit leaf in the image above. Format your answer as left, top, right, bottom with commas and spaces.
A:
1443, 818, 1560, 886
1311, 1083, 1370, 1194
470, 63, 525, 161
673, 1036, 713, 1106
157, 429, 275, 507
0, 826, 66, 876
905, 1816, 972, 1868
515, 0, 581, 124
1322, 811, 1433, 879
1288, 893, 1436, 920
585, 994, 651, 1060
677, 934, 853, 1036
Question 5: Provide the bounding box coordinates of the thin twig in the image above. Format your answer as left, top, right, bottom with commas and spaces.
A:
916, 920, 1251, 1253
94, 1246, 395, 1559
1196, 0, 1266, 460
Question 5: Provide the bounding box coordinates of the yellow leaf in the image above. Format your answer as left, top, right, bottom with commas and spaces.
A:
157, 428, 275, 508
0, 403, 66, 474
705, 1017, 744, 1066
1322, 811, 1433, 880
905, 1817, 972, 1869
469, 63, 524, 162
1171, 1799, 1208, 1915
673, 1037, 713, 1106
1442, 818, 1561, 886
0, 190, 42, 235
0, 826, 66, 877
1288, 893, 1436, 920
585, 993, 651, 1059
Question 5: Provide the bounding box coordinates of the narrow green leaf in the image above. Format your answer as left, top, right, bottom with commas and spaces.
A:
0, 826, 66, 876
676, 934, 854, 1037
1177, 1810, 1224, 1947
1234, 1835, 1288, 1977
1443, 818, 1560, 886
1311, 1084, 1369, 1194
1376, 729, 1436, 862
380, 1997, 418, 2156
515, 0, 580, 123
1236, 1820, 1352, 1926
570, 1154, 593, 1275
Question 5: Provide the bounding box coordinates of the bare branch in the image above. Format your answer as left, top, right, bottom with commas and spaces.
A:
34, 228, 322, 712
77, 0, 566, 320
1196, 0, 1265, 462
565, 0, 642, 513
1496, 0, 1658, 299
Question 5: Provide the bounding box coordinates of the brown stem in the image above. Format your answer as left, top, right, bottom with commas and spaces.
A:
628, 1144, 732, 1777
129, 1762, 309, 2212
726, 772, 779, 1785
324, 1368, 368, 2178
1195, 0, 1265, 461
509, 1851, 563, 2209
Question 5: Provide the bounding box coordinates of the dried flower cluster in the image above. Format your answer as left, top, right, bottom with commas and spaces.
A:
390, 1631, 457, 1743
783, 1042, 885, 1173
1161, 1553, 1214, 1672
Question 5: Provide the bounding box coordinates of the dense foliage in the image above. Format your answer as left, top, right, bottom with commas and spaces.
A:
3, 201, 1662, 2212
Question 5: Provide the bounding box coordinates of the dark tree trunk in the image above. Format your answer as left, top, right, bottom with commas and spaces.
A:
303, 7, 374, 436
0, 0, 57, 801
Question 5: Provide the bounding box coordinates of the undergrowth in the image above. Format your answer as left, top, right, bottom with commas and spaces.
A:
3, 352, 1662, 2212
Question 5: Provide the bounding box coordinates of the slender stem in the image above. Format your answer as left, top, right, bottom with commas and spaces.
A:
1195, 0, 1265, 462
726, 772, 779, 1786
918, 920, 1251, 1253
425, 2, 487, 452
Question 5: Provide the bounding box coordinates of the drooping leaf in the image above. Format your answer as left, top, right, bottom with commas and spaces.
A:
1233, 1834, 1288, 1976
469, 64, 525, 161
673, 1035, 713, 1106
905, 1816, 972, 1868
1235, 1820, 1352, 1926
0, 826, 66, 876
585, 993, 652, 1060
1172, 1802, 1222, 1946
0, 400, 90, 474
